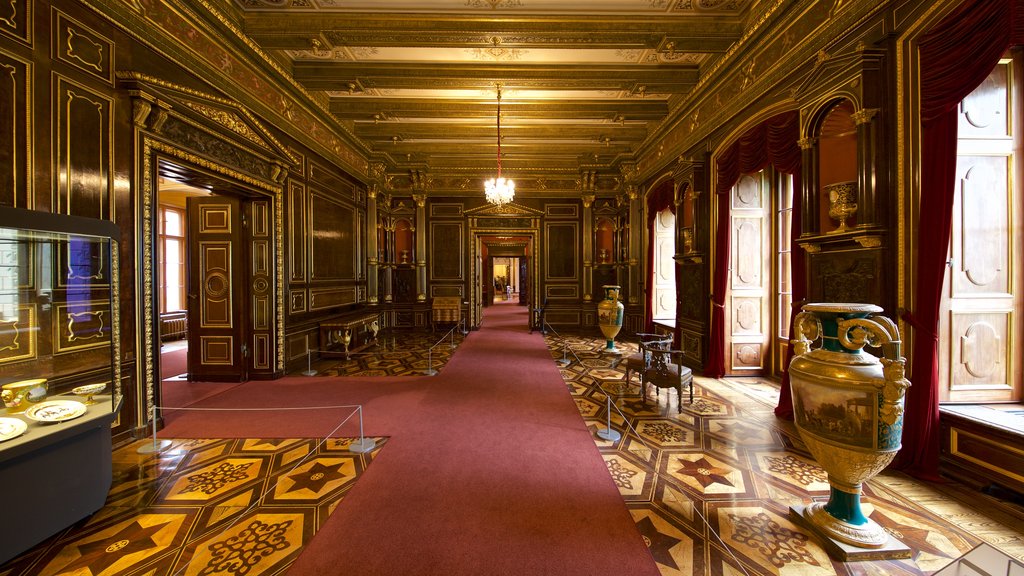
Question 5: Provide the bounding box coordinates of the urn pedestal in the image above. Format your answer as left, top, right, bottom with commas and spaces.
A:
596, 285, 624, 354
787, 303, 912, 561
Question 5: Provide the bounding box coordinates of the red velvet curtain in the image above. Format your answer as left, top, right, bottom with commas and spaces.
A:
707, 111, 801, 378
896, 0, 1024, 479
644, 182, 677, 333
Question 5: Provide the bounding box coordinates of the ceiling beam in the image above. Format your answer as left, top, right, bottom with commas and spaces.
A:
330, 97, 668, 120
297, 62, 699, 92
244, 13, 742, 52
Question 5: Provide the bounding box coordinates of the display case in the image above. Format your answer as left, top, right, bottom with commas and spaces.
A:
0, 206, 122, 564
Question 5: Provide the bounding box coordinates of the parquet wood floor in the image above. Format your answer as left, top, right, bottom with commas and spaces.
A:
548, 331, 1024, 576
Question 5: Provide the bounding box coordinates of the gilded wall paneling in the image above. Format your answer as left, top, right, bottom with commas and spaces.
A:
430, 285, 463, 298
249, 198, 273, 373
544, 221, 578, 281
309, 190, 355, 281
309, 159, 354, 201
288, 180, 306, 282
287, 331, 312, 363
0, 0, 30, 45
545, 285, 579, 300
54, 75, 112, 220
430, 202, 464, 218
544, 203, 579, 219
0, 49, 31, 208
309, 286, 357, 311
53, 10, 114, 86
54, 300, 112, 354
0, 304, 36, 364
430, 221, 464, 281
289, 289, 307, 314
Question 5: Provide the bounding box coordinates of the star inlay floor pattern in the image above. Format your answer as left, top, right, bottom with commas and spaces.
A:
548, 332, 1024, 576
0, 437, 385, 576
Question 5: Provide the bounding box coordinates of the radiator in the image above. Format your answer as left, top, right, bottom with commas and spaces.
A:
160, 312, 188, 341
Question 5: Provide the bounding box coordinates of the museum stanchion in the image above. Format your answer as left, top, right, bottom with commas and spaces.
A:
539, 319, 581, 367
596, 391, 621, 442
155, 403, 373, 576
137, 403, 173, 454
424, 319, 465, 376
302, 348, 318, 376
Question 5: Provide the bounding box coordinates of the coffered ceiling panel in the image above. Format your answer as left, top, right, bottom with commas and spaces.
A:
235, 0, 756, 191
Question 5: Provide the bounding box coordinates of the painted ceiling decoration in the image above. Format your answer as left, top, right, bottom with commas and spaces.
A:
233, 0, 755, 192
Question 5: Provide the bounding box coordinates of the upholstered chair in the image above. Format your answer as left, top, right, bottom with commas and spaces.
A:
641, 347, 694, 413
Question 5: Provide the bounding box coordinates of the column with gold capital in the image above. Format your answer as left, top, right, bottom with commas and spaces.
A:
581, 192, 594, 302
366, 184, 379, 305
413, 192, 427, 302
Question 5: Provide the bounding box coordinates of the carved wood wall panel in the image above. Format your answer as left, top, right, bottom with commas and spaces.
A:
288, 180, 306, 282
952, 158, 1009, 297
430, 221, 463, 280
0, 0, 30, 44
545, 222, 578, 280
811, 251, 882, 304
54, 76, 111, 219
0, 50, 30, 208
249, 199, 273, 372
54, 10, 113, 85
949, 312, 1011, 397
309, 192, 355, 281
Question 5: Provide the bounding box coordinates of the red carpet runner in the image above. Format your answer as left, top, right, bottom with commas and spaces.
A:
161, 303, 659, 576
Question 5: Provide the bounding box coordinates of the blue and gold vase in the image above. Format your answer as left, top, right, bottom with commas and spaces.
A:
596, 285, 624, 353
788, 303, 910, 549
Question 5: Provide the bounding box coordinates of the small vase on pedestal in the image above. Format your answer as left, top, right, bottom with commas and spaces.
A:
788, 302, 912, 560
596, 285, 624, 354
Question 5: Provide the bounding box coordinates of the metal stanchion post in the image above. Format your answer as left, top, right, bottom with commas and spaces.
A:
137, 403, 172, 454
424, 347, 437, 376
555, 341, 571, 366
349, 405, 377, 453
596, 391, 622, 442
302, 348, 317, 376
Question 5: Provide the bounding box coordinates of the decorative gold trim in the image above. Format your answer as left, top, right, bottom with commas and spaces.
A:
950, 428, 1024, 485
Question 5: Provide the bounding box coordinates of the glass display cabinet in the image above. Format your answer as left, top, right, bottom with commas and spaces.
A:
0, 206, 122, 564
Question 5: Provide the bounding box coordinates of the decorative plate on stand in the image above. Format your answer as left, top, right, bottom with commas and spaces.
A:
0, 417, 28, 441
24, 400, 87, 423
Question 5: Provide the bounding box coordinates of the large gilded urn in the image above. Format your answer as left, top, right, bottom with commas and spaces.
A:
788, 303, 910, 553
596, 285, 624, 353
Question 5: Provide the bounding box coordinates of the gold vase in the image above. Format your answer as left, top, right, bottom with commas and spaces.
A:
788, 303, 910, 553
597, 285, 624, 353
825, 181, 857, 233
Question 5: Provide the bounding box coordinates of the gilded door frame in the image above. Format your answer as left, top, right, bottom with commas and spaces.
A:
136, 139, 285, 428
468, 229, 539, 329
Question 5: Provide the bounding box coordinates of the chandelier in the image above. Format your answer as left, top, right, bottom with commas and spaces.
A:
484, 85, 515, 206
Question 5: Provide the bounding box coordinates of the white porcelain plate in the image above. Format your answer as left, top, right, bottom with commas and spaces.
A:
24, 400, 87, 423
0, 417, 28, 441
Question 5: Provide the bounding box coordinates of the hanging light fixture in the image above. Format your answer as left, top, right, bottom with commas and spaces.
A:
484, 85, 515, 206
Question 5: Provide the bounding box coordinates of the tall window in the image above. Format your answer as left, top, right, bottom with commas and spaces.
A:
159, 206, 186, 313
776, 173, 794, 344
652, 207, 676, 321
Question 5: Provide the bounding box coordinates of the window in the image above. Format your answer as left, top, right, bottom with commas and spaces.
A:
158, 206, 186, 313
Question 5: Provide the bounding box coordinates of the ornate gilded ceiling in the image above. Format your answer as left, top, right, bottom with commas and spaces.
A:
233, 0, 758, 191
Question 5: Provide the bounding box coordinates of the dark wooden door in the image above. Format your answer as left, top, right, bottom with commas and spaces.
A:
187, 195, 247, 382
518, 257, 528, 305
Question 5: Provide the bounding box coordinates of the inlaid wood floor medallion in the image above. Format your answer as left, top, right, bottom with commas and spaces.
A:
1, 437, 385, 576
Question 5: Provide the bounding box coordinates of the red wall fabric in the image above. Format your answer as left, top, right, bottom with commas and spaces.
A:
708, 111, 801, 379
898, 0, 1024, 480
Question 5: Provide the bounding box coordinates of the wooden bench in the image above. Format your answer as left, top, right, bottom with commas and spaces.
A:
431, 297, 461, 332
